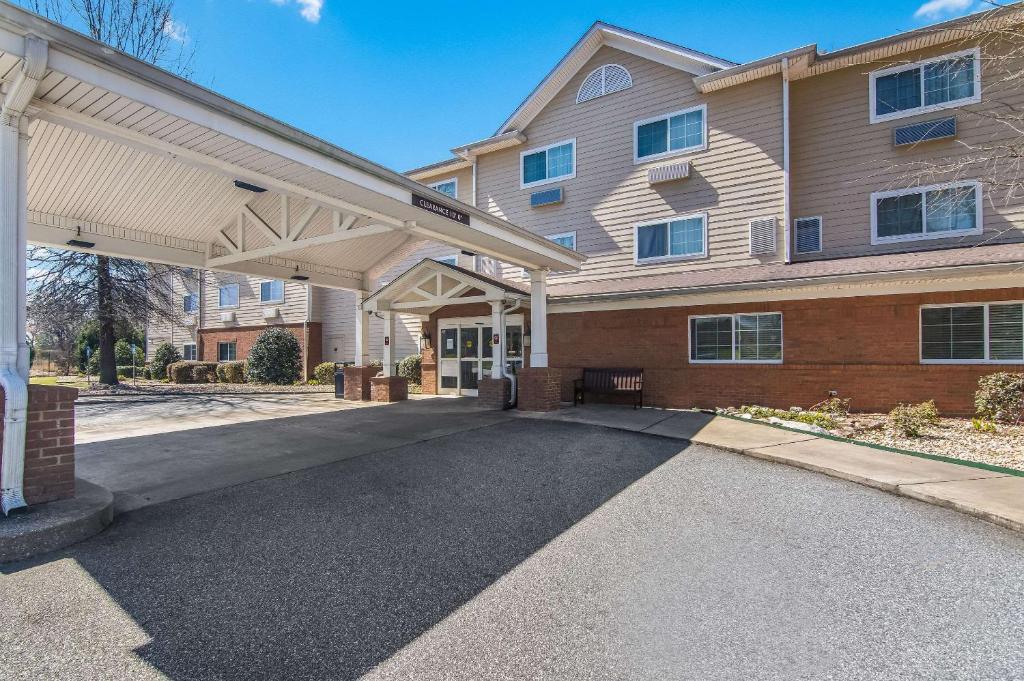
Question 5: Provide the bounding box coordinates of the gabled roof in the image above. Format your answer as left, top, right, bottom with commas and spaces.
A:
484, 22, 733, 144
362, 258, 528, 315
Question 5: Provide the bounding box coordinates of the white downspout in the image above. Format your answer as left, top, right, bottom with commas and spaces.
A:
1, 35, 47, 515
471, 158, 478, 207
782, 56, 792, 265
500, 301, 522, 407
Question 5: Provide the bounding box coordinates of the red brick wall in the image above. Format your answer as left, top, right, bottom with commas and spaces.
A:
0, 385, 77, 505
199, 322, 322, 379
549, 287, 1024, 415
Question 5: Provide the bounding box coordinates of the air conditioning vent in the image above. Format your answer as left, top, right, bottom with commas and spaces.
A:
530, 187, 563, 208
893, 117, 956, 146
219, 311, 236, 324
648, 162, 690, 185
794, 217, 822, 254
749, 217, 777, 256
183, 314, 198, 328
263, 307, 280, 320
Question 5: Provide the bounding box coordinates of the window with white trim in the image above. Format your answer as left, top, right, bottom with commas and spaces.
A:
218, 283, 239, 308
869, 48, 980, 123
547, 231, 576, 250
690, 312, 783, 363
428, 178, 457, 198
218, 341, 237, 362
634, 104, 706, 162
635, 214, 706, 263
576, 64, 633, 104
871, 181, 981, 244
521, 139, 575, 188
182, 343, 197, 361
260, 279, 284, 303
921, 303, 1024, 363
182, 293, 198, 313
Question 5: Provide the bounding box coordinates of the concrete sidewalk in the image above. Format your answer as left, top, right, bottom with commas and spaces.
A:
517, 405, 1024, 534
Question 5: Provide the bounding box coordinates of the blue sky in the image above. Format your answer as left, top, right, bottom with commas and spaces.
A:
44, 0, 990, 172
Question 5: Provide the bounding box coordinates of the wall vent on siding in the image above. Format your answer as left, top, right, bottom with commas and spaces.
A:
748, 217, 777, 256
648, 161, 690, 185
794, 217, 822, 254
530, 187, 564, 208
219, 311, 236, 324
576, 64, 633, 104
893, 117, 956, 146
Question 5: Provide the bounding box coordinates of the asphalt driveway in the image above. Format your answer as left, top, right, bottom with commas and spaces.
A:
3, 417, 1023, 680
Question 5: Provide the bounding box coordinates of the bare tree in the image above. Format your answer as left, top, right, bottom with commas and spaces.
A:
19, 0, 195, 383
26, 286, 90, 375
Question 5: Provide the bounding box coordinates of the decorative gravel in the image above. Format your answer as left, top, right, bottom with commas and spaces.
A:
75, 380, 333, 397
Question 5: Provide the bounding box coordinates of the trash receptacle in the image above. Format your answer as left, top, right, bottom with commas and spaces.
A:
334, 365, 345, 398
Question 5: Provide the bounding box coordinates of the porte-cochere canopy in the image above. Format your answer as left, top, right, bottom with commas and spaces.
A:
362, 259, 530, 316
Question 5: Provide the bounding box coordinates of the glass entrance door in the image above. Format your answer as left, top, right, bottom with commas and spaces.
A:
438, 316, 521, 397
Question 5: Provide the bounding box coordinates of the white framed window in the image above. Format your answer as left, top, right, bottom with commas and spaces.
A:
218, 341, 237, 362
434, 255, 458, 266
869, 48, 981, 124
920, 302, 1024, 364
870, 180, 982, 245
521, 138, 576, 189
182, 343, 197, 361
218, 283, 239, 308
689, 312, 784, 364
547, 231, 577, 250
260, 279, 284, 304
634, 213, 707, 264
634, 104, 707, 163
182, 293, 198, 313
576, 64, 633, 104
794, 217, 823, 254
428, 177, 458, 199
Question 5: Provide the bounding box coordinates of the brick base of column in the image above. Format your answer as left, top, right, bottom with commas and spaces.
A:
0, 384, 78, 505
478, 377, 511, 410
517, 368, 562, 412
343, 366, 377, 401
421, 347, 437, 395
371, 376, 408, 402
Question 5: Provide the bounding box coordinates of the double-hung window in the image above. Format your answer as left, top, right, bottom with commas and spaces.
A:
182, 343, 197, 361
871, 180, 981, 244
548, 231, 577, 250
689, 312, 783, 363
634, 104, 706, 162
182, 293, 198, 313
218, 283, 239, 308
218, 341, 237, 362
428, 178, 457, 198
635, 213, 707, 263
521, 139, 575, 188
870, 48, 980, 123
260, 280, 284, 304
921, 303, 1024, 363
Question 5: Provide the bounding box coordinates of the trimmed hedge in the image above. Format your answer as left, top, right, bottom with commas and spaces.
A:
116, 365, 140, 378
975, 372, 1024, 423
151, 342, 182, 380
313, 361, 337, 386
397, 354, 422, 385
167, 360, 219, 384
216, 361, 247, 384
246, 327, 302, 385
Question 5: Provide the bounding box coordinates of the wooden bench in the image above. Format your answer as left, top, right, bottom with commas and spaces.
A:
573, 368, 644, 409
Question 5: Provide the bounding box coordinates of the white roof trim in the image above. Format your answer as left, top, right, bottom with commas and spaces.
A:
494, 22, 733, 136
362, 259, 527, 314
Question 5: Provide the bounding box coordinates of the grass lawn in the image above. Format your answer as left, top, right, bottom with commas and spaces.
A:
29, 376, 91, 389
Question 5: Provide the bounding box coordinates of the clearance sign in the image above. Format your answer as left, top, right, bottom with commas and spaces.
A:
411, 193, 470, 226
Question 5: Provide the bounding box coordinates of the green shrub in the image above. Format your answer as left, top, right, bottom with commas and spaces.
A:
971, 417, 998, 434
887, 400, 939, 437
246, 327, 302, 385
167, 360, 219, 384
116, 365, 138, 378
313, 361, 337, 386
85, 352, 99, 376
738, 405, 836, 430
151, 342, 182, 380
114, 339, 143, 366
216, 361, 247, 384
975, 372, 1024, 424
397, 354, 422, 385
811, 396, 851, 416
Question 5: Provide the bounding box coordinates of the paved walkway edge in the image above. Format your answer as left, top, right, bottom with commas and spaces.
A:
0, 479, 114, 563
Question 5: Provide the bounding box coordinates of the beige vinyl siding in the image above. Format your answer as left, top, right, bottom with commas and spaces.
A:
202, 271, 310, 327
476, 45, 785, 286
318, 288, 419, 365
415, 165, 474, 206
791, 39, 1024, 260
145, 269, 199, 360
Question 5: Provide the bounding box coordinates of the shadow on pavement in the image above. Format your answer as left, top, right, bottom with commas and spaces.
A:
11, 418, 683, 680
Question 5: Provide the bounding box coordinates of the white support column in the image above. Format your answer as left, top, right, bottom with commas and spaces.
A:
354, 290, 370, 366
16, 118, 29, 380
490, 300, 504, 379
528, 269, 549, 368
382, 310, 394, 377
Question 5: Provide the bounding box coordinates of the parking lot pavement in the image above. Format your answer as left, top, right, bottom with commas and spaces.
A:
3, 420, 1023, 680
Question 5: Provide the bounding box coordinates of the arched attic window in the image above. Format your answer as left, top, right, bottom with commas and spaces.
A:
576, 64, 633, 104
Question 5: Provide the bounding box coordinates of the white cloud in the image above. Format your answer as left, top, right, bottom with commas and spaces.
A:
914, 0, 976, 20
162, 17, 188, 42
269, 0, 323, 23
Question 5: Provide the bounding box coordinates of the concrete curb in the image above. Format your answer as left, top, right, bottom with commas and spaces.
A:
0, 479, 114, 564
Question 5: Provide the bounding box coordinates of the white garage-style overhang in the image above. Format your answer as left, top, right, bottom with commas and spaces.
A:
0, 2, 583, 512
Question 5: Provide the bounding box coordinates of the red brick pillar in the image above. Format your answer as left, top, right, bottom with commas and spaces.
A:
371, 376, 408, 402
343, 366, 376, 401
517, 368, 562, 412
0, 385, 77, 505
421, 346, 437, 395
478, 377, 511, 410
